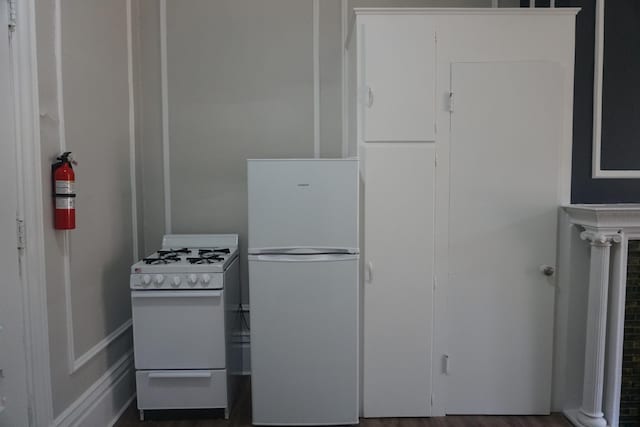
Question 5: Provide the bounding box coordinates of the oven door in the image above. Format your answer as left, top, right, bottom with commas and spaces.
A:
131, 290, 226, 370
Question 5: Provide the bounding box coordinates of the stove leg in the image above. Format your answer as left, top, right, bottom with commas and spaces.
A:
225, 408, 229, 420
139, 409, 144, 421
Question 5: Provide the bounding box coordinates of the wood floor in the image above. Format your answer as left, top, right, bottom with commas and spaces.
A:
114, 380, 572, 427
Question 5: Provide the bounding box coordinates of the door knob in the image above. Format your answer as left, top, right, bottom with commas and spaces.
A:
540, 265, 555, 277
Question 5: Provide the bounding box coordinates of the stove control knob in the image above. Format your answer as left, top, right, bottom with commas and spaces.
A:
141, 274, 152, 287
201, 274, 211, 286
171, 276, 182, 287
154, 274, 165, 286
188, 274, 198, 286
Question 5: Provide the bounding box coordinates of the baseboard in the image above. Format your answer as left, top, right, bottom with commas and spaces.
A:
53, 350, 136, 427
564, 409, 581, 427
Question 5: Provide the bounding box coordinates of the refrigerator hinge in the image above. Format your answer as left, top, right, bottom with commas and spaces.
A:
448, 92, 454, 113
16, 217, 25, 251
7, 0, 16, 33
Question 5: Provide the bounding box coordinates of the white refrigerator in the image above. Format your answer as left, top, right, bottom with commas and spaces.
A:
247, 159, 359, 426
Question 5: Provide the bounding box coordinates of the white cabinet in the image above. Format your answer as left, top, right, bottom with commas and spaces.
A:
362, 143, 435, 417
351, 7, 578, 418
360, 15, 435, 142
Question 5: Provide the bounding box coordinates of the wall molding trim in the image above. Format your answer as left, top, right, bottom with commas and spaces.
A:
313, 0, 320, 158
160, 0, 172, 233
12, 0, 55, 424
127, 0, 139, 262
70, 319, 133, 374
53, 0, 136, 375
591, 0, 640, 179
341, 0, 348, 158
53, 351, 135, 427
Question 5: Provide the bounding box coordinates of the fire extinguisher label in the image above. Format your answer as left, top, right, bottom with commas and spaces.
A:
55, 197, 75, 209
55, 180, 75, 195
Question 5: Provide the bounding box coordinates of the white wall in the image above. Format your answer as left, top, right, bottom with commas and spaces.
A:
36, 0, 136, 418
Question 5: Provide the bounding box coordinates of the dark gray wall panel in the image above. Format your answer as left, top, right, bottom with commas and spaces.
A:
562, 0, 640, 203
600, 1, 640, 170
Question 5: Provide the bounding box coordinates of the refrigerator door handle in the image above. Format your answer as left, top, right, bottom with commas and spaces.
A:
248, 253, 359, 262
248, 247, 358, 256
365, 260, 373, 283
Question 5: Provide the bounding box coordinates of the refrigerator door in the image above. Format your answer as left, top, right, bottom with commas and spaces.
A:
249, 255, 359, 425
247, 159, 358, 251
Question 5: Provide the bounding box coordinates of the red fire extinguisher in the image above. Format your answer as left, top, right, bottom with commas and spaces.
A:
52, 152, 76, 230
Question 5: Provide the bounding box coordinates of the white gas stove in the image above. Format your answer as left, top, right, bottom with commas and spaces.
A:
130, 234, 238, 290
130, 234, 240, 420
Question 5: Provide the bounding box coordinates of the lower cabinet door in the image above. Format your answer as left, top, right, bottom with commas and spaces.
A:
136, 370, 227, 410
362, 143, 436, 417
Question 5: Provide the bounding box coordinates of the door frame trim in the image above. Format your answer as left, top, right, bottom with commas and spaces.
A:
12, 0, 54, 424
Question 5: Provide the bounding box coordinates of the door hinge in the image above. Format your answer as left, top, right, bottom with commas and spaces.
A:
433, 276, 437, 290
448, 92, 454, 113
7, 0, 16, 33
444, 354, 450, 375
430, 394, 434, 407
16, 218, 25, 251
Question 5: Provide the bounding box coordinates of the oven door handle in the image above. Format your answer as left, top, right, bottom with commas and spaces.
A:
131, 290, 222, 299
148, 371, 212, 379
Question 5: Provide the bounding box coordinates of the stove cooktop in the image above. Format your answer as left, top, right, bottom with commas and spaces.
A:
131, 246, 238, 274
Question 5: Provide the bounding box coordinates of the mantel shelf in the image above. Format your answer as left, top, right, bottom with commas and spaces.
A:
563, 204, 640, 230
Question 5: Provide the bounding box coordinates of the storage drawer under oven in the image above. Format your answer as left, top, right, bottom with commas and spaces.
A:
136, 369, 228, 410
132, 290, 226, 370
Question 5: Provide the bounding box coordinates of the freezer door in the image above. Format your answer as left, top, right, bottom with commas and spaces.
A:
249, 256, 359, 425
247, 159, 358, 251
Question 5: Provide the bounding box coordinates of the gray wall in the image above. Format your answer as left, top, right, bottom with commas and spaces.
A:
167, 0, 315, 304
136, 0, 508, 304
36, 0, 135, 416
135, 0, 165, 256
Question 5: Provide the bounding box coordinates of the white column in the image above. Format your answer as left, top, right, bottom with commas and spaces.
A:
576, 231, 620, 427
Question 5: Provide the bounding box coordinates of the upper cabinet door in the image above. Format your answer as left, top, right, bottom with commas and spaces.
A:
361, 16, 436, 142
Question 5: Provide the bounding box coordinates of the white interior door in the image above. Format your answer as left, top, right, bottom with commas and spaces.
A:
363, 143, 435, 417
0, 4, 29, 425
362, 15, 435, 142
447, 61, 562, 414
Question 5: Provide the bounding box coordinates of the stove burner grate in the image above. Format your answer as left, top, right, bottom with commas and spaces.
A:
187, 256, 224, 264
199, 248, 230, 255
157, 248, 190, 258
143, 255, 180, 265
